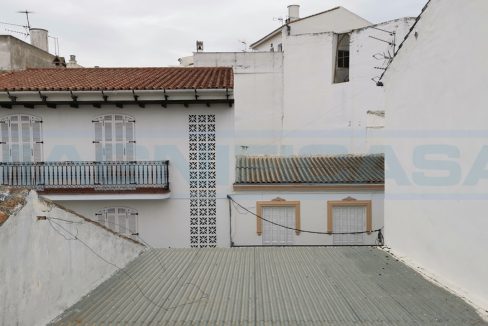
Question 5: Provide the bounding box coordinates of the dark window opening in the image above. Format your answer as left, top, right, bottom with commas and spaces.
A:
337, 50, 349, 68
333, 33, 350, 83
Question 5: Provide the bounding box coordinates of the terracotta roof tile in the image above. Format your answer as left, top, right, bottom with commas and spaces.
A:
235, 154, 384, 184
0, 67, 233, 91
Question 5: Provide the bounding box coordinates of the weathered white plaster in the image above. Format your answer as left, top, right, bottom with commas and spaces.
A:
251, 7, 371, 51
0, 191, 144, 326
383, 0, 488, 309
0, 35, 56, 71
194, 18, 415, 156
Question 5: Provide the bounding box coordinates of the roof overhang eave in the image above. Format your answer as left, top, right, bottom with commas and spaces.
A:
0, 88, 234, 108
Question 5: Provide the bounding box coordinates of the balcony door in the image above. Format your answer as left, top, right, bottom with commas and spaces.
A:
93, 114, 135, 162
0, 114, 43, 162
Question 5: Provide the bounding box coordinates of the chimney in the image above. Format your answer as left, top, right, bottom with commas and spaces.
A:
29, 28, 49, 52
196, 40, 204, 52
69, 55, 77, 65
287, 5, 300, 22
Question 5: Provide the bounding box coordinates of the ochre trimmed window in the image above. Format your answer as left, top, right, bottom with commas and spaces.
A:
327, 198, 372, 233
256, 198, 301, 236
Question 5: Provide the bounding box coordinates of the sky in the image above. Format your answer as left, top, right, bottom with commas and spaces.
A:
1, 0, 427, 67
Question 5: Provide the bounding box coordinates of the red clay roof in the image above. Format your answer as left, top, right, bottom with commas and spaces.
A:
0, 67, 233, 91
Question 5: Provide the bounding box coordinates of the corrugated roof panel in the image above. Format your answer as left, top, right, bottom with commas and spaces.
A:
50, 248, 487, 325
235, 154, 384, 185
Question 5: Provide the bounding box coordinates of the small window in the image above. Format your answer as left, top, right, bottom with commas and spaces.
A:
337, 50, 349, 68
333, 33, 350, 83
96, 207, 138, 238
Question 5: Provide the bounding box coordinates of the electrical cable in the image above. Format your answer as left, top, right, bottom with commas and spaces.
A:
46, 218, 209, 311
227, 195, 383, 236
54, 214, 167, 273
48, 216, 83, 224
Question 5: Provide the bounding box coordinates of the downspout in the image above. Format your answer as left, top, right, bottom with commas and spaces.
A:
227, 194, 234, 247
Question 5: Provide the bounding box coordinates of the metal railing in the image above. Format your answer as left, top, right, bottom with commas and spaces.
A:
0, 161, 169, 191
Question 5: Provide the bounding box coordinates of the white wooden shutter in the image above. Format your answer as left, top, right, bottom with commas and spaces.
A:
114, 116, 124, 161
125, 119, 135, 161
0, 120, 9, 162
93, 115, 135, 162
10, 117, 20, 162
117, 207, 128, 234
106, 208, 116, 231
1, 115, 43, 163
96, 207, 137, 236
332, 206, 366, 245
94, 120, 103, 161
32, 119, 43, 162
20, 116, 31, 162
128, 209, 138, 235
104, 117, 113, 161
262, 207, 295, 246
96, 211, 106, 226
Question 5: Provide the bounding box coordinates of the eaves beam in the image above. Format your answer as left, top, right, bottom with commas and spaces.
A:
0, 99, 234, 108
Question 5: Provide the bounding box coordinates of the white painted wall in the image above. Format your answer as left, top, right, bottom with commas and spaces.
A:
0, 35, 56, 71
252, 32, 283, 52
59, 197, 232, 248
0, 103, 235, 248
383, 0, 488, 309
229, 191, 384, 246
0, 191, 144, 326
195, 18, 414, 156
289, 7, 371, 35
251, 7, 371, 52
194, 52, 284, 155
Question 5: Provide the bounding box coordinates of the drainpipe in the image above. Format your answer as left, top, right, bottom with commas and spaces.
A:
227, 194, 234, 247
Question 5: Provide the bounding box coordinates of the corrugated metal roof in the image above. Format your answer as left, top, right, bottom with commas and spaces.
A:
50, 247, 486, 325
235, 154, 384, 185
0, 67, 233, 91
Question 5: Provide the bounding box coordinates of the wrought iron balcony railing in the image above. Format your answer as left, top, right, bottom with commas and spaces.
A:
0, 161, 169, 193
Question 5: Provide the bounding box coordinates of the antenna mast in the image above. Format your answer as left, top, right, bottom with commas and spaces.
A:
17, 10, 34, 30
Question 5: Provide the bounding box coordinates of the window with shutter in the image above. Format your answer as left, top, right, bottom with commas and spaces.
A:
0, 115, 43, 162
93, 114, 136, 162
95, 207, 138, 237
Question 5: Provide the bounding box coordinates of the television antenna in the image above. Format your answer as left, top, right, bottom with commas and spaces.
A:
17, 10, 34, 30
273, 17, 284, 25
5, 28, 29, 39
0, 19, 29, 38
369, 27, 396, 84
238, 40, 247, 52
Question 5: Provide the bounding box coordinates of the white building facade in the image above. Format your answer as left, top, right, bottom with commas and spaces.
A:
0, 6, 412, 249
0, 67, 235, 248
191, 6, 415, 156
382, 0, 488, 309
179, 6, 416, 247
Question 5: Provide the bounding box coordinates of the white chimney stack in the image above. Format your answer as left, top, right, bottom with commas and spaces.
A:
30, 28, 49, 52
287, 5, 300, 22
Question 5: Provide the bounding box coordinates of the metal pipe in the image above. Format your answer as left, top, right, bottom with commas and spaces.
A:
227, 194, 234, 247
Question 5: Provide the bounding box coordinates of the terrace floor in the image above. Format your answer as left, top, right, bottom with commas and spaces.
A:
50, 247, 487, 325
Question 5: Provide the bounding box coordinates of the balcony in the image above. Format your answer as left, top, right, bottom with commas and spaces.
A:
0, 161, 170, 200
